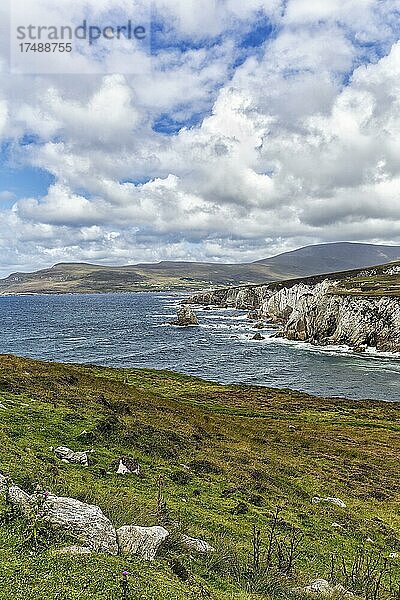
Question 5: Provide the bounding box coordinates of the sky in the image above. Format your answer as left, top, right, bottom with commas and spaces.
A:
1, 0, 400, 277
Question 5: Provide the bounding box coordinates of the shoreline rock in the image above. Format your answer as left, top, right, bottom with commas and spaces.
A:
188, 274, 400, 353
170, 305, 199, 327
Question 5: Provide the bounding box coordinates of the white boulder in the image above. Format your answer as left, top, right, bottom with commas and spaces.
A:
117, 525, 169, 560
294, 579, 353, 597
312, 497, 347, 508
112, 457, 140, 476
43, 494, 118, 554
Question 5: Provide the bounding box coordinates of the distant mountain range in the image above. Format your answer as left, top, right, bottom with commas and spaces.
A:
1, 242, 400, 295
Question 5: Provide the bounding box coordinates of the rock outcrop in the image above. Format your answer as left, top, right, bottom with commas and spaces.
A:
293, 579, 353, 597
171, 305, 199, 326
189, 273, 400, 353
116, 525, 169, 560
43, 494, 118, 554
54, 446, 89, 466
252, 333, 265, 341
0, 475, 118, 554
181, 534, 215, 554
312, 497, 347, 508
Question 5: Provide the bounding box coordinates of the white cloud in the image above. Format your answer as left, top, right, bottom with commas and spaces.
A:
0, 0, 400, 276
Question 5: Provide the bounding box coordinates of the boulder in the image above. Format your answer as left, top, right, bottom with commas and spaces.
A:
172, 305, 199, 326
0, 472, 33, 511
43, 494, 118, 554
312, 497, 347, 508
8, 485, 32, 510
305, 580, 332, 594
1, 473, 117, 554
252, 333, 265, 340
293, 579, 353, 597
181, 534, 215, 554
111, 457, 140, 476
117, 525, 169, 560
54, 446, 89, 466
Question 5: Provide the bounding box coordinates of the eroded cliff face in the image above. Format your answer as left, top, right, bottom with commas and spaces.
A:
189, 280, 400, 353
189, 285, 273, 311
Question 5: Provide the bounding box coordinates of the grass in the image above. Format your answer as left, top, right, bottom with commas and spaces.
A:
331, 262, 400, 297
0, 262, 285, 295
0, 354, 399, 599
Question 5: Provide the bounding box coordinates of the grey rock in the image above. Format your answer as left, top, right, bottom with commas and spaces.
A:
172, 305, 199, 326
305, 579, 332, 594
0, 472, 32, 509
43, 494, 118, 554
312, 497, 347, 508
294, 579, 353, 597
54, 446, 89, 466
117, 525, 169, 560
181, 534, 215, 553
1, 474, 118, 554
8, 485, 32, 510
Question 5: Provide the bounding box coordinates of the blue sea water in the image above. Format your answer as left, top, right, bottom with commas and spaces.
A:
0, 292, 399, 402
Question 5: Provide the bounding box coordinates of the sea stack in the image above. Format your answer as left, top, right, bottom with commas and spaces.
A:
173, 305, 199, 326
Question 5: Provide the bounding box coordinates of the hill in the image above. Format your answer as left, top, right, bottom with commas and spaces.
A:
1, 242, 400, 295
255, 242, 400, 278
0, 355, 400, 599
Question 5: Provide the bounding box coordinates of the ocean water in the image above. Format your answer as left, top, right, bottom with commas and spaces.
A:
0, 292, 399, 402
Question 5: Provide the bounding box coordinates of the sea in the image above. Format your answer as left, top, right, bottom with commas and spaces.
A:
0, 291, 399, 402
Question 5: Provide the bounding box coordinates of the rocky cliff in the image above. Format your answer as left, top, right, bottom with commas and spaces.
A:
189, 265, 400, 353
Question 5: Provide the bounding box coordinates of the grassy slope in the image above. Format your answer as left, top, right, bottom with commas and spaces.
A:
0, 262, 285, 295
332, 262, 400, 297
2, 246, 400, 296
0, 355, 399, 599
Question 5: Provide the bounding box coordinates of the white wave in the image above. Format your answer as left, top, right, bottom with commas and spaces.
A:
201, 314, 248, 321
234, 331, 400, 362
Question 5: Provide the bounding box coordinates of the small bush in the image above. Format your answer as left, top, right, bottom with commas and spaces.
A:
188, 460, 222, 475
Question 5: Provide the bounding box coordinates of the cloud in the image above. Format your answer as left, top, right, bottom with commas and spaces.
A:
0, 0, 400, 276
0, 191, 14, 201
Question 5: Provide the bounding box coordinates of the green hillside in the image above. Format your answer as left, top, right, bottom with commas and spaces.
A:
333, 261, 400, 297
0, 355, 399, 599
1, 243, 400, 296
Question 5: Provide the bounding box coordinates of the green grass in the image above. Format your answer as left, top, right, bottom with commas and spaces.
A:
331, 262, 400, 297
0, 354, 399, 599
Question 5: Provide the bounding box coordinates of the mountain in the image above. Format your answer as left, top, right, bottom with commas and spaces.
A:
254, 242, 400, 276
1, 242, 400, 295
